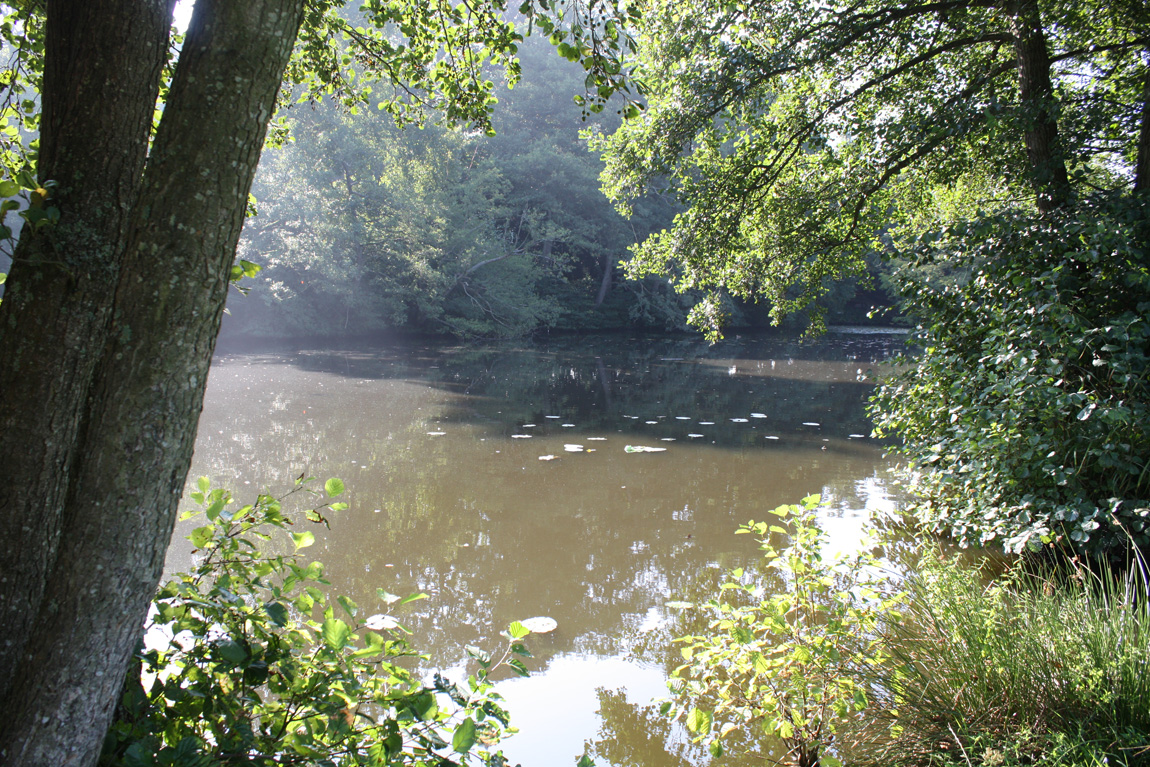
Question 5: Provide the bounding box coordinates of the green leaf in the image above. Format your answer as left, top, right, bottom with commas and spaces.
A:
508, 620, 530, 639
686, 707, 713, 734
0, 179, 19, 197
452, 717, 477, 753
292, 531, 315, 551
324, 477, 345, 497
338, 595, 358, 619
264, 601, 289, 627
197, 476, 210, 493
399, 592, 429, 605
214, 639, 248, 667
321, 617, 351, 651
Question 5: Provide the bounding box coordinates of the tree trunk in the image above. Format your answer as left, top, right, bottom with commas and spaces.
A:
0, 1, 305, 764
0, 0, 174, 701
1134, 58, 1150, 195
1005, 0, 1070, 211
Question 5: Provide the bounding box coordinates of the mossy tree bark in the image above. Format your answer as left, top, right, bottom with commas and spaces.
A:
0, 1, 305, 765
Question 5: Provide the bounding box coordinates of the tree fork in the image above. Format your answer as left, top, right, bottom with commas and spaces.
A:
0, 0, 174, 702
0, 0, 305, 764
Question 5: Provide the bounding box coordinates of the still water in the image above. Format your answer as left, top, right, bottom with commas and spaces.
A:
175, 330, 905, 765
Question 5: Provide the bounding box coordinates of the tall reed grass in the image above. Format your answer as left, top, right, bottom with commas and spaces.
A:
850, 546, 1150, 767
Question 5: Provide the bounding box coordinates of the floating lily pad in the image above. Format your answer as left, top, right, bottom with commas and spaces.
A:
520, 616, 558, 633
364, 614, 400, 631
563, 444, 584, 452
625, 445, 667, 453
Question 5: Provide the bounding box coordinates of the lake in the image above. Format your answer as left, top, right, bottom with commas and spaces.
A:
173, 329, 906, 766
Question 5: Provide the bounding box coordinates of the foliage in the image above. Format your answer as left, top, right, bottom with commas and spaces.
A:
853, 545, 1150, 767
872, 195, 1150, 554
592, 0, 1148, 336
101, 476, 533, 767
230, 34, 685, 339
663, 496, 900, 767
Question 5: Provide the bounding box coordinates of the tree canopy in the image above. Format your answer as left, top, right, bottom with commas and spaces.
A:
594, 0, 1149, 334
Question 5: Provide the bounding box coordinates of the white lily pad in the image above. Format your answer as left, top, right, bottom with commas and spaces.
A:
520, 616, 558, 634
625, 445, 667, 453
364, 614, 399, 631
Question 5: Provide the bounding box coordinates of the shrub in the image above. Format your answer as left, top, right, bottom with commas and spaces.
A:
661, 496, 901, 767
872, 194, 1150, 554
100, 476, 530, 767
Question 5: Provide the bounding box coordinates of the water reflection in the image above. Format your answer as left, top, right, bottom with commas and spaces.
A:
176, 331, 905, 766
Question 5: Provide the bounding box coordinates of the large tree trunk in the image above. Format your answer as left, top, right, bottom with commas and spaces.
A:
1006, 0, 1071, 211
0, 0, 174, 701
0, 0, 305, 764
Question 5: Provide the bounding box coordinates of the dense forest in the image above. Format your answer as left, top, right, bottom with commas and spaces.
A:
224, 34, 892, 339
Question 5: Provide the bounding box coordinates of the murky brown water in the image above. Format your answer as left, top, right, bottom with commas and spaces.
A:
174, 330, 905, 766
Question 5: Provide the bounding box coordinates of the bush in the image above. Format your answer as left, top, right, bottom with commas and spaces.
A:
100, 476, 531, 767
872, 194, 1150, 554
661, 497, 901, 767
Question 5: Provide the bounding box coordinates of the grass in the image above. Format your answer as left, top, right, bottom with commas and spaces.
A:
846, 543, 1150, 767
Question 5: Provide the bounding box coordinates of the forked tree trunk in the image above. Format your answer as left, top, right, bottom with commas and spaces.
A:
0, 0, 305, 764
0, 0, 174, 701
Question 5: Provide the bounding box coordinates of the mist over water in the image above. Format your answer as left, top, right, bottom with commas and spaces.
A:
176, 330, 904, 765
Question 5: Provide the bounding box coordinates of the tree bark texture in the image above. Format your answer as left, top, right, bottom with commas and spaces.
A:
0, 0, 305, 765
1135, 58, 1150, 195
0, 0, 174, 701
1005, 0, 1071, 211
